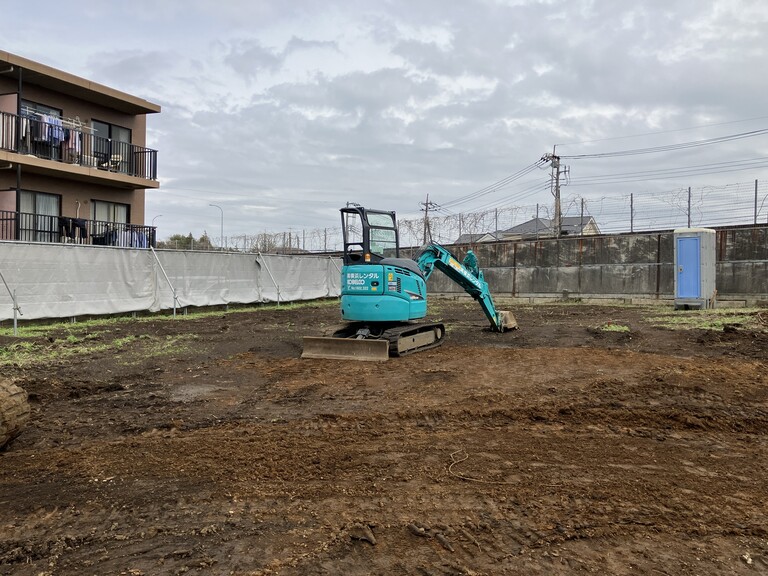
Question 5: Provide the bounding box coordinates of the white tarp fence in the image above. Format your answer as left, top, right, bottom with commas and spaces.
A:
0, 242, 342, 321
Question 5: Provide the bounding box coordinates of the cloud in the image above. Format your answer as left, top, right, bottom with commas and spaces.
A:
3, 0, 767, 241
223, 40, 284, 79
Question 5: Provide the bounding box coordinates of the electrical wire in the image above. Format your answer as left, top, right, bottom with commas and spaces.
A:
559, 128, 768, 160
556, 115, 768, 147
439, 159, 548, 209
567, 157, 768, 187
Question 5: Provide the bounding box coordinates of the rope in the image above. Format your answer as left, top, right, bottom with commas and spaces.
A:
447, 448, 518, 485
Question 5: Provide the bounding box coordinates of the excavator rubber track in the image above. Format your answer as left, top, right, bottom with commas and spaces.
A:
301, 322, 446, 361
380, 322, 446, 356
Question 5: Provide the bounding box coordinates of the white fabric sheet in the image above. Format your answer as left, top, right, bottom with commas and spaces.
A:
0, 242, 342, 321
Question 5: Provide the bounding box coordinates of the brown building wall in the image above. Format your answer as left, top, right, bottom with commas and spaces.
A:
0, 171, 145, 222
0, 171, 16, 212
0, 79, 147, 146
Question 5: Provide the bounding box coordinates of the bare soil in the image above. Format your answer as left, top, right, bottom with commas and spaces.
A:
1, 301, 767, 575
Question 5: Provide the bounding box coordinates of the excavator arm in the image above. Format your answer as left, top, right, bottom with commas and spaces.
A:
416, 244, 516, 332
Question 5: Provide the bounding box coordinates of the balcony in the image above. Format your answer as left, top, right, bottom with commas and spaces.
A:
0, 111, 158, 182
0, 209, 157, 248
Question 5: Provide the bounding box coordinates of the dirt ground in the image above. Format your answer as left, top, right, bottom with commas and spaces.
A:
1, 299, 767, 575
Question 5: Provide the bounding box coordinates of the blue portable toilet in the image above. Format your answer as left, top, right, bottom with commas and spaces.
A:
673, 228, 716, 310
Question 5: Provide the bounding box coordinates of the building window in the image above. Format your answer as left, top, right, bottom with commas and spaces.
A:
92, 120, 131, 173
91, 199, 129, 225
92, 120, 131, 143
90, 200, 135, 247
20, 100, 64, 159
18, 190, 60, 242
21, 99, 62, 118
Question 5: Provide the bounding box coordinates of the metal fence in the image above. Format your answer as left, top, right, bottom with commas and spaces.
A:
211, 179, 768, 253
0, 110, 158, 180
8, 179, 761, 253
0, 210, 157, 248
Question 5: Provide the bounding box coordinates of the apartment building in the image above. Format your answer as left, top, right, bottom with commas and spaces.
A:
0, 50, 160, 247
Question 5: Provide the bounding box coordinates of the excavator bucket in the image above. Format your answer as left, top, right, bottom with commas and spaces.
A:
301, 336, 390, 361
497, 310, 518, 332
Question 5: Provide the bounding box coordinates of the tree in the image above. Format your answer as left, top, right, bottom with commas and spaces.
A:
157, 231, 215, 250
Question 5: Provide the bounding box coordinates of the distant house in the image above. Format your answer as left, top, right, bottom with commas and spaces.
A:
454, 216, 600, 244
453, 233, 487, 244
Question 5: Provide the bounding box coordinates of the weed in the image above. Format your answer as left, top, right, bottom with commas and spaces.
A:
599, 322, 631, 332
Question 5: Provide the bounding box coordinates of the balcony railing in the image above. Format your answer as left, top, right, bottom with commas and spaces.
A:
0, 111, 158, 180
0, 210, 157, 248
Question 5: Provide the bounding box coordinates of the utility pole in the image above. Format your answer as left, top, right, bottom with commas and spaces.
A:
542, 146, 568, 238
754, 179, 758, 225
420, 194, 438, 244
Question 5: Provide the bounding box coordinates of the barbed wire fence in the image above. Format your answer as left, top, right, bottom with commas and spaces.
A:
208, 179, 768, 253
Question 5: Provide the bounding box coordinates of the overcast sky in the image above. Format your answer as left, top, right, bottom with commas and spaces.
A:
5, 0, 768, 242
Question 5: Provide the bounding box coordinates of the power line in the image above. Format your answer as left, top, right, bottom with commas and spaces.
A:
439, 159, 547, 209
567, 156, 768, 187
439, 128, 767, 221
556, 115, 768, 147
559, 128, 768, 160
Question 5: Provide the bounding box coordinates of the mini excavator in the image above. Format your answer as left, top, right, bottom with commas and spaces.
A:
302, 205, 516, 361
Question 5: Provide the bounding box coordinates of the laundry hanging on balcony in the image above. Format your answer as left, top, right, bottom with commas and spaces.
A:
21, 108, 89, 147
27, 113, 63, 144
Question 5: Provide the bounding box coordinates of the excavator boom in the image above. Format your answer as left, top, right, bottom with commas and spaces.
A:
416, 244, 516, 332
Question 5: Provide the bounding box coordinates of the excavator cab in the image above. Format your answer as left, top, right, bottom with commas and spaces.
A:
340, 206, 398, 265
338, 206, 429, 324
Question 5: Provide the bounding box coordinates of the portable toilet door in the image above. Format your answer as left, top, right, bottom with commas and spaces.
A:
673, 228, 716, 310
677, 236, 701, 298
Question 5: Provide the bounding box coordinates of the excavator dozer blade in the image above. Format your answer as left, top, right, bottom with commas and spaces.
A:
301, 336, 390, 361
497, 311, 518, 331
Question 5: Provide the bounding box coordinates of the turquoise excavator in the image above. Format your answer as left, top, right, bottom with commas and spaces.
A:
302, 205, 516, 361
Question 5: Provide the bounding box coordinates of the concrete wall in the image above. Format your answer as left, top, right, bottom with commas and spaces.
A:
424, 226, 768, 306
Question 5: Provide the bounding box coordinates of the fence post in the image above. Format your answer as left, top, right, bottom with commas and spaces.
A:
687, 187, 691, 228
0, 270, 22, 336
755, 179, 759, 225
257, 252, 281, 306
150, 246, 179, 318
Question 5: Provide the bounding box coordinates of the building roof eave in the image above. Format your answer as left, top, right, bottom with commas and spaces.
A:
0, 51, 161, 115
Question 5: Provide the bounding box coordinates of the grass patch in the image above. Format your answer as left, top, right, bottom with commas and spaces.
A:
0, 336, 123, 367
0, 330, 200, 368
647, 308, 767, 331
0, 299, 332, 366
0, 320, 114, 339
146, 334, 199, 357
115, 334, 200, 365
599, 322, 631, 333
0, 299, 338, 338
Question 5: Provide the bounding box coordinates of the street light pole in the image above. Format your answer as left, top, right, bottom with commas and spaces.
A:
209, 204, 224, 250
151, 215, 162, 248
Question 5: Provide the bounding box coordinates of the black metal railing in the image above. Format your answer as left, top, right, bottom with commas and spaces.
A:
0, 111, 158, 180
0, 210, 157, 248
